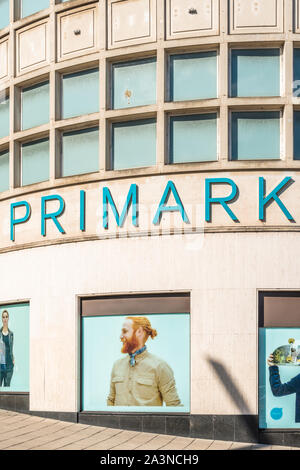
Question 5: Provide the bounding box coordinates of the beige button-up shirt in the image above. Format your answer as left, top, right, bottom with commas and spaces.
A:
107, 349, 181, 406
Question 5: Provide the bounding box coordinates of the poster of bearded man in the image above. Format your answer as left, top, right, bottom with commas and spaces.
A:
107, 316, 182, 407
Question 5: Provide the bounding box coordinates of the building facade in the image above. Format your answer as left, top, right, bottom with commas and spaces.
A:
1, 0, 300, 446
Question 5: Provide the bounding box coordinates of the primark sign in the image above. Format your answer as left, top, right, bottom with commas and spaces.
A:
9, 176, 296, 242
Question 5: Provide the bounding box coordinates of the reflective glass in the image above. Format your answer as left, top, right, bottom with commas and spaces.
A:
112, 58, 156, 109
170, 52, 217, 102
170, 114, 217, 163
231, 112, 280, 160
62, 69, 99, 119
62, 128, 99, 177
0, 150, 9, 192
112, 119, 156, 170
22, 139, 49, 186
231, 49, 280, 97
22, 81, 49, 130
0, 93, 9, 139
0, 0, 9, 30
21, 0, 49, 18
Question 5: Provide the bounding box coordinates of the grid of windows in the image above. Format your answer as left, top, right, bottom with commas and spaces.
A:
1, 2, 300, 193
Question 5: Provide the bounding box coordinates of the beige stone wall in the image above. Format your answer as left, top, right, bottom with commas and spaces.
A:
0, 230, 297, 413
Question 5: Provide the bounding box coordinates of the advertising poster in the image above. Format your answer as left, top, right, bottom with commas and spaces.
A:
259, 328, 300, 429
0, 303, 29, 392
81, 313, 190, 412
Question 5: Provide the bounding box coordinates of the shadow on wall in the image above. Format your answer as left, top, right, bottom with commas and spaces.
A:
208, 358, 273, 446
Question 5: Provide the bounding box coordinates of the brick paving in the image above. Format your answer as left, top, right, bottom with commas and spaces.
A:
0, 410, 296, 450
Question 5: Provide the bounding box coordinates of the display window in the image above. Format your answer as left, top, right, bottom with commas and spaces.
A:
0, 302, 29, 392
81, 295, 190, 413
259, 293, 300, 429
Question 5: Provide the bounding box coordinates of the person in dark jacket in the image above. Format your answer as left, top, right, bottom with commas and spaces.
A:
267, 354, 300, 423
0, 310, 14, 387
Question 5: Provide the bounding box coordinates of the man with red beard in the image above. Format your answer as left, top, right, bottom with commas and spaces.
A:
107, 316, 181, 407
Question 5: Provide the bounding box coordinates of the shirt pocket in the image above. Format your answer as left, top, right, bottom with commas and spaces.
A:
134, 376, 155, 401
112, 376, 126, 395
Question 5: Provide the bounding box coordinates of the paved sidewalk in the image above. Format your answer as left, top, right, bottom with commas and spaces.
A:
0, 410, 296, 450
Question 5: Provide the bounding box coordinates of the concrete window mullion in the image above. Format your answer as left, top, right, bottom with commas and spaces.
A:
156, 47, 165, 167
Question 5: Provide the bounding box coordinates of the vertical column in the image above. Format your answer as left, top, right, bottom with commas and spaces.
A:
156, 0, 166, 168
49, 1, 57, 181
284, 41, 294, 163
99, 0, 107, 173
10, 0, 17, 189
219, 42, 229, 163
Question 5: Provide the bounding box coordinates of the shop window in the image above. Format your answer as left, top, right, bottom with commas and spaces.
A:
21, 0, 49, 18
62, 68, 99, 119
259, 292, 300, 430
21, 81, 49, 131
0, 303, 29, 391
231, 49, 280, 97
62, 127, 99, 177
21, 138, 49, 186
170, 114, 217, 164
112, 58, 156, 109
81, 294, 190, 413
231, 111, 280, 160
0, 93, 9, 139
112, 119, 156, 170
0, 0, 9, 30
170, 51, 217, 102
0, 150, 9, 192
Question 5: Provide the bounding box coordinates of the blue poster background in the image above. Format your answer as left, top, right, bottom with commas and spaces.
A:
0, 303, 29, 392
82, 313, 190, 412
259, 328, 300, 429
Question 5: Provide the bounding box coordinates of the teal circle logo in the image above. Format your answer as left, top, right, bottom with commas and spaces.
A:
271, 408, 283, 420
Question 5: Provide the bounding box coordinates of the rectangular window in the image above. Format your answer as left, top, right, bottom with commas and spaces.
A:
231, 111, 280, 160
112, 119, 156, 170
0, 150, 9, 192
62, 127, 99, 177
62, 69, 99, 119
21, 0, 49, 18
0, 303, 30, 392
81, 294, 190, 413
21, 81, 49, 131
0, 93, 9, 139
21, 138, 49, 186
170, 51, 217, 102
112, 58, 156, 110
170, 114, 217, 164
259, 292, 300, 430
0, 0, 9, 30
294, 49, 300, 97
231, 49, 280, 97
294, 111, 300, 160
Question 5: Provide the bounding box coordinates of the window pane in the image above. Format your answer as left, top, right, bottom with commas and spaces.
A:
21, 0, 49, 18
62, 128, 99, 177
293, 49, 300, 97
231, 112, 280, 160
231, 49, 280, 97
294, 112, 300, 160
0, 94, 9, 138
112, 58, 156, 109
170, 52, 217, 102
112, 119, 156, 170
22, 82, 49, 130
62, 69, 99, 119
0, 0, 9, 30
170, 114, 217, 164
0, 150, 9, 192
22, 139, 49, 186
